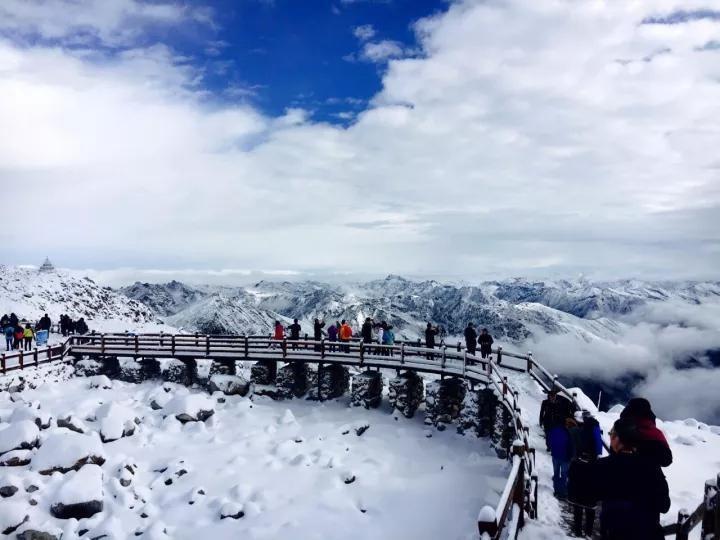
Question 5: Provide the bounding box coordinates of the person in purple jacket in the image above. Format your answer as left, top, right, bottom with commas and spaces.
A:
327, 322, 338, 352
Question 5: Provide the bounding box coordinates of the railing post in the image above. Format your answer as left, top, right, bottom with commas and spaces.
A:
527, 351, 533, 372
400, 343, 405, 365
159, 331, 164, 347
124, 330, 128, 346
441, 345, 447, 369
701, 473, 720, 538
134, 334, 139, 355
1, 353, 5, 374
244, 335, 249, 358
676, 508, 690, 540
497, 346, 503, 365
282, 338, 287, 358
34, 347, 38, 366
477, 506, 498, 538
171, 334, 176, 356
19, 349, 24, 370
206, 335, 210, 356
195, 332, 199, 347
457, 341, 461, 353
101, 333, 106, 355
321, 338, 325, 359
463, 351, 467, 377
47, 346, 51, 363
502, 376, 508, 396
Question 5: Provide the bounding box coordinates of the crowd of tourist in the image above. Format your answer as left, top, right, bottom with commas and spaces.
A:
1, 312, 89, 351
541, 391, 671, 539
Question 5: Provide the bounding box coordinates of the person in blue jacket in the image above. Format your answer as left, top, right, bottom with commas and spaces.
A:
549, 418, 575, 498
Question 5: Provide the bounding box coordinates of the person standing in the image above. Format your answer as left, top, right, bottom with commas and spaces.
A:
540, 389, 573, 450
549, 418, 575, 499
478, 328, 494, 359
589, 417, 670, 539
313, 318, 325, 351
568, 411, 604, 537
361, 318, 373, 344
13, 325, 24, 350
327, 322, 338, 352
339, 320, 352, 353
23, 323, 34, 351
464, 322, 478, 356
382, 323, 394, 356
376, 322, 384, 355
424, 322, 438, 360
619, 398, 672, 468
288, 319, 301, 350
4, 323, 13, 351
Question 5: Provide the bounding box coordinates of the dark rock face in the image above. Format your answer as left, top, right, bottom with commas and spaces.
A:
276, 362, 309, 399
251, 360, 277, 385
17, 530, 60, 540
424, 377, 467, 430
491, 401, 514, 459
0, 485, 18, 498
307, 364, 350, 401
57, 416, 85, 434
73, 359, 104, 377
350, 371, 384, 409
388, 371, 424, 418
50, 499, 103, 520
175, 410, 214, 424
0, 450, 32, 467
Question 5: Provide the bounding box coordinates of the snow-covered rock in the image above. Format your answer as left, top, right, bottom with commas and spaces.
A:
0, 501, 28, 535
56, 415, 88, 434
0, 421, 40, 455
50, 464, 104, 519
207, 374, 251, 396
89, 375, 113, 389
219, 501, 244, 520
164, 394, 215, 423
74, 359, 104, 378
31, 431, 105, 474
95, 402, 139, 442
0, 450, 33, 467
8, 406, 52, 430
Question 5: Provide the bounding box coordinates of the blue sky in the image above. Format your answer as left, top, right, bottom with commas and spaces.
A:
150, 0, 445, 123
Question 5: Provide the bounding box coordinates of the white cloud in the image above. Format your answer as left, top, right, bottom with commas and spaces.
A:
0, 0, 210, 47
353, 24, 376, 41
0, 0, 719, 280
360, 39, 406, 62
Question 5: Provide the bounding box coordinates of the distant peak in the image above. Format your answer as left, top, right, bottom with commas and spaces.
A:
38, 257, 55, 273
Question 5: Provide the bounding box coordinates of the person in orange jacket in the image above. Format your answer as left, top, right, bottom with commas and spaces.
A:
339, 320, 353, 353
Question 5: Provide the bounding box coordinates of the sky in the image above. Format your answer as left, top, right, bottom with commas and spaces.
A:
1, 0, 719, 283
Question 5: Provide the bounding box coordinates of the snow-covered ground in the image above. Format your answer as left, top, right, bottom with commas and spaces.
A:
0, 364, 508, 540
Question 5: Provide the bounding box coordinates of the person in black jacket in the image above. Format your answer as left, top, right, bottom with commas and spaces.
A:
539, 390, 573, 449
589, 417, 670, 540
39, 313, 52, 332
288, 319, 301, 350
313, 318, 325, 351
361, 318, 373, 344
620, 398, 672, 468
75, 318, 89, 335
478, 328, 494, 359
464, 323, 477, 356
424, 322, 438, 359
568, 412, 605, 537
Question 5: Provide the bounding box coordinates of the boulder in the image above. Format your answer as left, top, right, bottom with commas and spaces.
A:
74, 359, 104, 377
95, 402, 139, 443
88, 375, 113, 389
30, 431, 105, 475
50, 464, 104, 519
17, 530, 60, 540
0, 421, 40, 455
250, 360, 277, 385
0, 450, 32, 467
8, 406, 52, 430
57, 415, 88, 434
164, 394, 215, 423
0, 484, 18, 498
116, 358, 144, 383
0, 501, 28, 535
207, 375, 251, 397
276, 362, 309, 399
219, 502, 244, 520
209, 360, 236, 377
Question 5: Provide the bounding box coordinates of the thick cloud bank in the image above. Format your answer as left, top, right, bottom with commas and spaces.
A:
527, 297, 720, 423
1, 0, 719, 278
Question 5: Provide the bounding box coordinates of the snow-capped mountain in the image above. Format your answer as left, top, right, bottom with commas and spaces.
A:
0, 265, 156, 325
113, 274, 720, 343
119, 280, 208, 317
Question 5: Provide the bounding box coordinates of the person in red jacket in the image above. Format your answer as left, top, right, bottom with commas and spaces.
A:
619, 398, 672, 468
